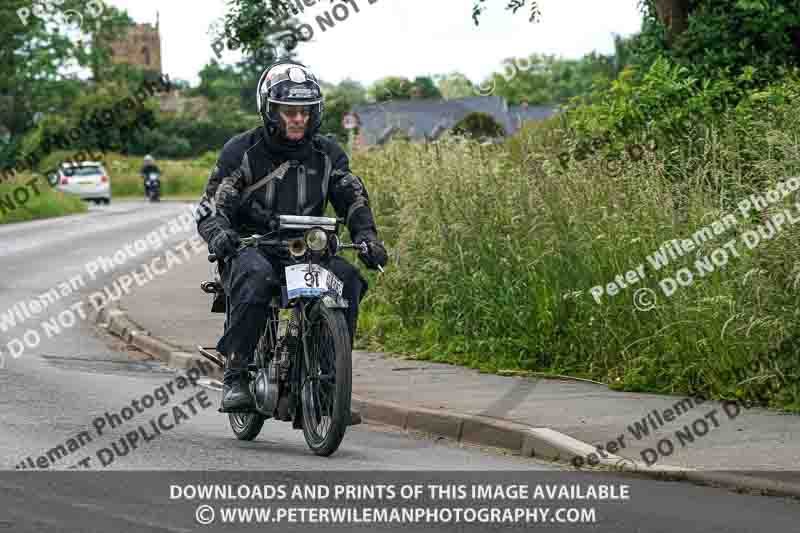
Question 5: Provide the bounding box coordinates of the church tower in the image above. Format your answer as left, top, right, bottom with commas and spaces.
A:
107, 12, 163, 76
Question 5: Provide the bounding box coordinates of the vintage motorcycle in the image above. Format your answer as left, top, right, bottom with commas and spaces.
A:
144, 171, 161, 202
198, 215, 381, 456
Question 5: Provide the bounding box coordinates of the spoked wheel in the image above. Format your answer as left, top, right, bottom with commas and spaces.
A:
300, 303, 352, 456
227, 307, 278, 441
224, 346, 266, 440
228, 411, 265, 441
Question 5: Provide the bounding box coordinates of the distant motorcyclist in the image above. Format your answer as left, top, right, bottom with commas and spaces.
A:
194, 61, 387, 410
140, 154, 160, 180
141, 154, 160, 183
141, 155, 162, 200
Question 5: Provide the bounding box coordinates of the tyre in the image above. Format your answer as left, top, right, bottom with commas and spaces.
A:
300, 303, 352, 456
227, 309, 278, 440
224, 352, 266, 440
228, 412, 266, 441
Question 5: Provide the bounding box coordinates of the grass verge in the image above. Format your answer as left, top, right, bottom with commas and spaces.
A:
352, 123, 800, 412
0, 177, 87, 225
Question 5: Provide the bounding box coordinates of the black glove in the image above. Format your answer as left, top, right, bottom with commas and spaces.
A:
210, 229, 240, 260
354, 233, 387, 270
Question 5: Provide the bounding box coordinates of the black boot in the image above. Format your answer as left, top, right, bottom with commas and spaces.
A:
222, 366, 254, 411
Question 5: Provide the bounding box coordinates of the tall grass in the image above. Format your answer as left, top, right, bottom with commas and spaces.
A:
102, 151, 216, 197
354, 121, 800, 411
0, 177, 87, 224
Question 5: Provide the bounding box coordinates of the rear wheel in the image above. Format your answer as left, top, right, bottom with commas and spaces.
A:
300, 303, 352, 456
226, 308, 279, 440
228, 412, 265, 441
225, 351, 266, 441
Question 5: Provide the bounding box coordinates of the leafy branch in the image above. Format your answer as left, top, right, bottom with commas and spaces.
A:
471, 0, 542, 26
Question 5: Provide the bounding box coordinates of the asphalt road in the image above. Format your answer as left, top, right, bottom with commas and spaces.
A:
0, 201, 798, 532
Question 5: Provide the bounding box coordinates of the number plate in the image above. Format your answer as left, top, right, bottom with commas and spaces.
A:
285, 264, 343, 299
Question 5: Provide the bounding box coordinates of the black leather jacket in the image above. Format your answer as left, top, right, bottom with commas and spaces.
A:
195, 127, 378, 247
141, 164, 161, 178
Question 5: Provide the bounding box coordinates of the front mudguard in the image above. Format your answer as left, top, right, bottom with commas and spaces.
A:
301, 294, 349, 332
321, 294, 349, 310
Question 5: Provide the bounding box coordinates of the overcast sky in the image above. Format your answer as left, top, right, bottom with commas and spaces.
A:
103, 0, 643, 87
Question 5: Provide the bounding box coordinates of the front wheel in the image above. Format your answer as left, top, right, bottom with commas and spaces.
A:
300, 303, 352, 456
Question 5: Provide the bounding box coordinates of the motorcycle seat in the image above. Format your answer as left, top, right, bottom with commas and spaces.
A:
201, 281, 282, 314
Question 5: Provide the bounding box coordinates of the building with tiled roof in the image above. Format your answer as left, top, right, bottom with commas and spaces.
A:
351, 95, 558, 146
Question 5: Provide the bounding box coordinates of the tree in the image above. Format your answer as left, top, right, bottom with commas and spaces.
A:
651, 0, 691, 44
319, 79, 368, 143
610, 33, 636, 75
410, 76, 442, 99
366, 75, 442, 103
435, 72, 478, 99
489, 0, 800, 86
484, 53, 616, 106
638, 0, 800, 84
325, 79, 368, 106
471, 0, 541, 25
169, 79, 192, 92
213, 0, 306, 65
469, 0, 691, 39
203, 0, 310, 114
189, 60, 246, 102
0, 0, 132, 167
368, 77, 413, 102
452, 112, 506, 139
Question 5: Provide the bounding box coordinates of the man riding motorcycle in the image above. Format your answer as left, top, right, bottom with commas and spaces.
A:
194, 61, 387, 411
141, 155, 161, 195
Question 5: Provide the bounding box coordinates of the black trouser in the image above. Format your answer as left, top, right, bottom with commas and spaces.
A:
217, 247, 367, 385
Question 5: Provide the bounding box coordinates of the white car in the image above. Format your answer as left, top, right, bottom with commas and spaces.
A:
52, 161, 111, 204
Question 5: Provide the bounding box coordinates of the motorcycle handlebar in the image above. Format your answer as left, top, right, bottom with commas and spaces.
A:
207, 238, 383, 272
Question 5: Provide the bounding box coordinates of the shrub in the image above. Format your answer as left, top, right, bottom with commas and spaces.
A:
559, 57, 800, 201
451, 112, 506, 140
